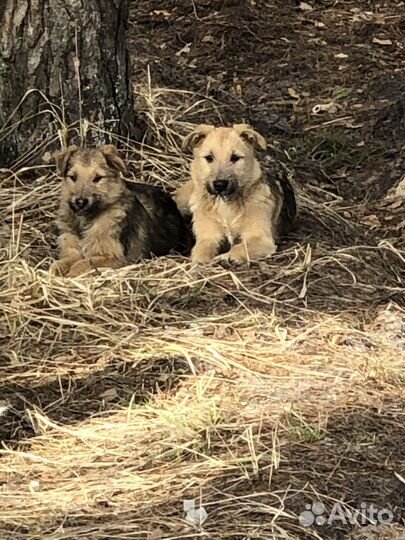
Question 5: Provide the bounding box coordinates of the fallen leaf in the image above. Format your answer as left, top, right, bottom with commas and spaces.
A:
334, 52, 349, 59
100, 388, 119, 400
147, 528, 163, 540
202, 34, 215, 44
393, 177, 405, 199
288, 87, 300, 100
360, 214, 381, 227
151, 10, 171, 18
215, 325, 232, 339
384, 176, 405, 203
0, 402, 10, 417
42, 151, 52, 163
372, 37, 393, 46
368, 304, 405, 349
352, 10, 374, 23
299, 2, 313, 11
175, 43, 191, 56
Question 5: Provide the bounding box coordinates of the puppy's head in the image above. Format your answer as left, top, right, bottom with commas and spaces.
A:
54, 145, 128, 215
182, 123, 266, 198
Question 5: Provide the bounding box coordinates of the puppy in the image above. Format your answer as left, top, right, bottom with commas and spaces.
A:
52, 144, 189, 277
175, 124, 297, 265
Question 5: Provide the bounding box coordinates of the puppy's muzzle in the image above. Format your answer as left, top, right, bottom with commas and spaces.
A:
70, 196, 91, 213
208, 179, 236, 197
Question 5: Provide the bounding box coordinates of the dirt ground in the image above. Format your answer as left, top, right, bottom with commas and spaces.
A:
131, 0, 405, 202
1, 1, 405, 539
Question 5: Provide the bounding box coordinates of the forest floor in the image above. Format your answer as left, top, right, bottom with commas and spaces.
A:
1, 1, 405, 539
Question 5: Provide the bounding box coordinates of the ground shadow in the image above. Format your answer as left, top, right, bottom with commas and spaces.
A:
0, 356, 189, 447
1, 403, 404, 540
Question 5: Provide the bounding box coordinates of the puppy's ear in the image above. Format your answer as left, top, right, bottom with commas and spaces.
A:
182, 124, 215, 153
100, 144, 128, 175
54, 145, 79, 176
233, 124, 267, 151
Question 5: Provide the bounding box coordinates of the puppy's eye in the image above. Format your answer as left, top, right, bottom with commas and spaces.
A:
204, 154, 214, 163
230, 154, 242, 163
93, 176, 103, 183
67, 175, 77, 182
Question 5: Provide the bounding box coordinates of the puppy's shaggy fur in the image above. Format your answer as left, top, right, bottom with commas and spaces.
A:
175, 124, 297, 265
52, 145, 189, 277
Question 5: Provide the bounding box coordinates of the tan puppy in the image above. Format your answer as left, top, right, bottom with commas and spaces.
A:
52, 145, 189, 277
176, 124, 296, 265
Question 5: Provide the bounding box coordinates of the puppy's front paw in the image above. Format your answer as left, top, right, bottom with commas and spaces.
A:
67, 256, 120, 277
68, 259, 94, 278
50, 257, 80, 277
214, 245, 248, 266
191, 245, 215, 265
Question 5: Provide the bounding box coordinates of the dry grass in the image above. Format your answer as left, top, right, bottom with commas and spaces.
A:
0, 83, 405, 540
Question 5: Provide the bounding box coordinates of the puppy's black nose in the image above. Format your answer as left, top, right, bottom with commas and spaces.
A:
73, 197, 89, 210
213, 179, 229, 194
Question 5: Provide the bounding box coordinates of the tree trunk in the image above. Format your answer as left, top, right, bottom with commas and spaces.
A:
0, 0, 138, 167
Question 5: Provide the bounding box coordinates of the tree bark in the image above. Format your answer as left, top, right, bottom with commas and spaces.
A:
0, 0, 138, 167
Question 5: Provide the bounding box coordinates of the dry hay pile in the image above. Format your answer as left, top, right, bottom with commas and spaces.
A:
0, 86, 405, 540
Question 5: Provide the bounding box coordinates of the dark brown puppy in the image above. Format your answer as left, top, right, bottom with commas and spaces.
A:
52, 144, 189, 277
